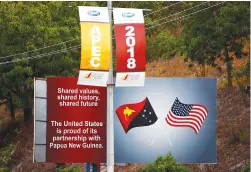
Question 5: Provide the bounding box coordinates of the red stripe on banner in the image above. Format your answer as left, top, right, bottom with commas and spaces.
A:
165, 117, 198, 134
114, 24, 146, 72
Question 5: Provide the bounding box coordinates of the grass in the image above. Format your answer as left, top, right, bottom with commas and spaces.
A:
56, 165, 81, 172
0, 144, 16, 167
146, 56, 248, 89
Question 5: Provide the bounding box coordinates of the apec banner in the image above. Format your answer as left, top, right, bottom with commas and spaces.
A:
33, 77, 107, 163
114, 78, 216, 163
113, 8, 146, 87
78, 6, 111, 87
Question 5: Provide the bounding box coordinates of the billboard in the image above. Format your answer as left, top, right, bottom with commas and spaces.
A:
114, 78, 217, 163
34, 77, 107, 163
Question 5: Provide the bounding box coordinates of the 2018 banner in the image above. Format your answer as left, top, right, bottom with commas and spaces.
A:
113, 8, 146, 87
78, 6, 111, 87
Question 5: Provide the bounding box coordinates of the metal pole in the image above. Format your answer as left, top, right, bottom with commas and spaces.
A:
107, 1, 114, 172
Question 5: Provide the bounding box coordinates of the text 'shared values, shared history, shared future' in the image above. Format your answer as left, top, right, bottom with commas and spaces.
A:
46, 77, 107, 163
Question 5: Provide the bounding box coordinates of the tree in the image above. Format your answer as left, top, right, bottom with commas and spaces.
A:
0, 1, 97, 123
215, 2, 250, 86
144, 2, 205, 61
181, 2, 250, 85
147, 32, 180, 60
138, 153, 191, 172
181, 4, 219, 77
0, 77, 16, 124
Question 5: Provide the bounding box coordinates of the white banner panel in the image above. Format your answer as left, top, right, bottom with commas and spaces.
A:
113, 8, 144, 24
78, 6, 109, 23
78, 70, 109, 87
115, 72, 145, 87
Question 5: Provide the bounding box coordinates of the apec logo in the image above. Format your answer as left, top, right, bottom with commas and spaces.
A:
122, 12, 135, 18
87, 10, 100, 16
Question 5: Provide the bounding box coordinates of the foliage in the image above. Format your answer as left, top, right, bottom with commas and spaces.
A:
0, 144, 15, 167
0, 1, 98, 122
0, 167, 10, 172
138, 153, 191, 172
15, 113, 24, 122
56, 165, 80, 172
235, 60, 250, 79
233, 60, 250, 100
241, 164, 250, 172
181, 2, 250, 86
147, 32, 180, 59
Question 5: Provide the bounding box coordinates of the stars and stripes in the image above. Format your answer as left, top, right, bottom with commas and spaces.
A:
165, 98, 208, 134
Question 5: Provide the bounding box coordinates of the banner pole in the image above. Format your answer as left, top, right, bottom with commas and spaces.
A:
107, 1, 114, 172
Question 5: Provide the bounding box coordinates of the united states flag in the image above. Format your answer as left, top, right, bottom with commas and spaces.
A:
165, 98, 208, 134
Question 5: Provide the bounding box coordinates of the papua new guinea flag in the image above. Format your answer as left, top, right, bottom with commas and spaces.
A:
115, 97, 158, 133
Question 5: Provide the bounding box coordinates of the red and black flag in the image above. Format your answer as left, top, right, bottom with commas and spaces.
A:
115, 97, 158, 133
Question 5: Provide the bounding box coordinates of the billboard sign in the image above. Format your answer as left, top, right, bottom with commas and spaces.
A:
34, 77, 107, 163
114, 78, 216, 163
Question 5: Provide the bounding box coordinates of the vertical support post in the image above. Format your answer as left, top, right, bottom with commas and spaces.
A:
107, 1, 114, 172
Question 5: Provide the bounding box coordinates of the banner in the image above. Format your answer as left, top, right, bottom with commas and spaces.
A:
78, 6, 111, 87
33, 77, 107, 163
113, 8, 146, 87
114, 78, 216, 163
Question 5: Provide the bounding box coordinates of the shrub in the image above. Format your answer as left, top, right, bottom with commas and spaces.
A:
241, 164, 250, 172
0, 167, 10, 172
229, 134, 241, 144
0, 116, 4, 121
239, 129, 249, 144
56, 165, 80, 172
0, 144, 15, 167
228, 128, 249, 144
138, 153, 191, 172
16, 113, 24, 122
